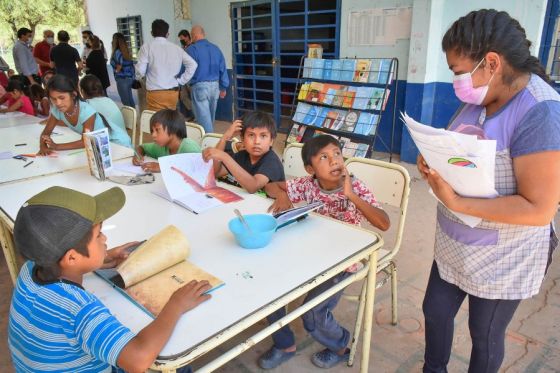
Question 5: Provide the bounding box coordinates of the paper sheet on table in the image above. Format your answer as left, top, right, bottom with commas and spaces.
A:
401, 112, 498, 227
112, 163, 144, 175
0, 151, 13, 160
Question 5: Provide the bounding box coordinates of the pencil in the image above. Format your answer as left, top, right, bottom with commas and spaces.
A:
23, 161, 34, 168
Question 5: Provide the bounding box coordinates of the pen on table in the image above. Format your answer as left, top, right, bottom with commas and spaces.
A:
23, 161, 34, 168
15, 143, 26, 147
133, 149, 144, 164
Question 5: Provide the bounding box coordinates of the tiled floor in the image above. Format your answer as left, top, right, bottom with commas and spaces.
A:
1, 120, 558, 372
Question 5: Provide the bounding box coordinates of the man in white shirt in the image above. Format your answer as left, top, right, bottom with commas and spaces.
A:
136, 19, 198, 111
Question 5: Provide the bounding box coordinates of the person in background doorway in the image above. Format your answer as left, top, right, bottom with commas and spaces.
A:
187, 25, 229, 133
178, 29, 191, 50
13, 27, 40, 85
136, 19, 197, 111
110, 32, 135, 108
177, 29, 194, 120
50, 30, 82, 86
85, 36, 110, 95
33, 30, 55, 77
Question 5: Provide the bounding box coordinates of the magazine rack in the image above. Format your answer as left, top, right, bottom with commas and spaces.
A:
286, 56, 398, 161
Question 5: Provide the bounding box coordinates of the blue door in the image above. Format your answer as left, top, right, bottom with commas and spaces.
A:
231, 0, 340, 130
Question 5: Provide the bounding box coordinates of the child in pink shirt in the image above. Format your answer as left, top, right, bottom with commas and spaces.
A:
0, 80, 35, 116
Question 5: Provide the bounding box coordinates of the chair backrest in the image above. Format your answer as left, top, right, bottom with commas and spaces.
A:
138, 110, 156, 145
282, 143, 307, 178
201, 133, 223, 149
344, 157, 411, 264
186, 122, 205, 145
120, 105, 137, 147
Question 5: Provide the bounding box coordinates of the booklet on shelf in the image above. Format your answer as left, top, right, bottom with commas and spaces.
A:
83, 127, 113, 181
154, 153, 243, 214
95, 225, 224, 317
273, 201, 324, 229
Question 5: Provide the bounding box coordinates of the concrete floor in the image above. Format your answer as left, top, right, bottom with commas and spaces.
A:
0, 120, 559, 372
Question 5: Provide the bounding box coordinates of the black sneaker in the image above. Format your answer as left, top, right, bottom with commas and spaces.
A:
311, 348, 350, 369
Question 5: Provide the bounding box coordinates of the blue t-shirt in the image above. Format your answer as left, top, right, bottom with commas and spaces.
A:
51, 100, 132, 147
8, 261, 135, 372
110, 49, 135, 79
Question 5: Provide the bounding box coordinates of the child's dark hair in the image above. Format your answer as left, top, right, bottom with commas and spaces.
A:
150, 109, 187, 138
240, 111, 276, 138
33, 226, 92, 282
46, 74, 81, 101
442, 9, 549, 84
29, 84, 46, 101
79, 74, 104, 98
301, 135, 341, 166
6, 80, 27, 95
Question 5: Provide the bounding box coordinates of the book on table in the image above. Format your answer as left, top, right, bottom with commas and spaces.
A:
273, 201, 324, 229
83, 127, 112, 181
154, 153, 243, 214
95, 225, 224, 317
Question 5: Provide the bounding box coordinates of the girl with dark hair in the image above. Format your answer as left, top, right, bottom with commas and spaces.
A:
110, 33, 135, 107
29, 84, 50, 117
132, 109, 200, 173
85, 36, 110, 95
80, 74, 126, 133
0, 80, 34, 115
417, 9, 560, 373
38, 74, 131, 155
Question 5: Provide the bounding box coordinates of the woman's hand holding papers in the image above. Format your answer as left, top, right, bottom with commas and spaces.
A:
426, 168, 461, 212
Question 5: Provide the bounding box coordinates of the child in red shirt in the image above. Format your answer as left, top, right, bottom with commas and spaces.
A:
0, 80, 35, 116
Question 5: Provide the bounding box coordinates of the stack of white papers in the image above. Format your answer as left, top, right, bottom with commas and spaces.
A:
402, 112, 497, 227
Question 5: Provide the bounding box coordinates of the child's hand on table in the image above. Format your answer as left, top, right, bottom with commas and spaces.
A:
132, 155, 144, 166
267, 192, 293, 214
141, 161, 160, 173
169, 280, 212, 313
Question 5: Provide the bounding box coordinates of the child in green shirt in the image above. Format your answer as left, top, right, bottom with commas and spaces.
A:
133, 109, 201, 172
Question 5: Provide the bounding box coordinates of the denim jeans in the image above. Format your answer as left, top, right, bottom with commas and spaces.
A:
115, 77, 135, 108
266, 272, 351, 352
422, 262, 520, 373
191, 81, 220, 133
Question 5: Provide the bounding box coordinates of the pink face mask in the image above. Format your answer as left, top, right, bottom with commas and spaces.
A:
453, 58, 494, 105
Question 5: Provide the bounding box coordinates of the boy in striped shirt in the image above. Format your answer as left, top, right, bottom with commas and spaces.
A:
8, 186, 210, 372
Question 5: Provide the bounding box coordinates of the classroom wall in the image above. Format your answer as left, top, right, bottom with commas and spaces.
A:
85, 0, 191, 57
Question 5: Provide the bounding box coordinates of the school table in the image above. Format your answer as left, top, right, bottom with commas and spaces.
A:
0, 164, 383, 372
0, 122, 133, 184
0, 112, 41, 128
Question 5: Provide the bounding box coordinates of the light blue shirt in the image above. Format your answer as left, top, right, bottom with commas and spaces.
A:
86, 97, 127, 132
51, 100, 132, 147
13, 40, 38, 76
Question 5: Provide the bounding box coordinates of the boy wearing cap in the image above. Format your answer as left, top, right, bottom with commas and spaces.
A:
8, 186, 211, 373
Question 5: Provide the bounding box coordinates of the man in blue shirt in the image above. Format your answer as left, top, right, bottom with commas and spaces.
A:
13, 27, 40, 85
187, 25, 229, 133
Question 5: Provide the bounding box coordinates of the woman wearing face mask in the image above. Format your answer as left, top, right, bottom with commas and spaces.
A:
38, 74, 131, 155
417, 9, 560, 373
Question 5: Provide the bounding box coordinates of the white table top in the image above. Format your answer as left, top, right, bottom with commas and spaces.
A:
0, 163, 379, 358
0, 112, 43, 128
0, 123, 133, 184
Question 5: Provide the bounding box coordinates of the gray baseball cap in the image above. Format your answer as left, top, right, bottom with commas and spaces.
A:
13, 186, 125, 265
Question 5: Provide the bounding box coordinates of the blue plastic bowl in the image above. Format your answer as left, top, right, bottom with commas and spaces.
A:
228, 214, 278, 249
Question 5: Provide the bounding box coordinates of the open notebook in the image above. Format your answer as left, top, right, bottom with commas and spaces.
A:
154, 153, 243, 214
95, 225, 224, 317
